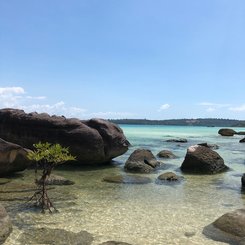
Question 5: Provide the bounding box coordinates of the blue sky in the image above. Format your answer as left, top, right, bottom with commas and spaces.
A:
0, 0, 245, 119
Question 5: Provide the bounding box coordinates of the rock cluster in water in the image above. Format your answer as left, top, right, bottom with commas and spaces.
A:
218, 128, 245, 136
0, 108, 129, 166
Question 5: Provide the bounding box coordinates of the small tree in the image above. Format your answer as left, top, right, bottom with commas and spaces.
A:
27, 142, 76, 213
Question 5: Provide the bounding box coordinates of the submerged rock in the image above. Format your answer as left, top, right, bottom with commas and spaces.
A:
37, 174, 74, 185
103, 174, 152, 184
180, 145, 228, 174
166, 138, 187, 143
157, 172, 183, 182
218, 128, 237, 136
203, 209, 245, 244
124, 149, 160, 173
157, 150, 177, 159
0, 204, 12, 244
0, 138, 31, 176
99, 242, 133, 245
19, 228, 93, 245
0, 108, 130, 165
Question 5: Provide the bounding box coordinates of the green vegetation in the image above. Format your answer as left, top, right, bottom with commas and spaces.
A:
27, 142, 76, 213
109, 118, 245, 127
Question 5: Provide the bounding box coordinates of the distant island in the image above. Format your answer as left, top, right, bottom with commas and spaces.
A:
109, 118, 245, 127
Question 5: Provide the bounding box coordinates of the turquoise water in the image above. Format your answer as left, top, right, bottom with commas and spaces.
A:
1, 125, 245, 245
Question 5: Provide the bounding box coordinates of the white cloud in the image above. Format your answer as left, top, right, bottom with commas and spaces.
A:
229, 104, 245, 112
206, 107, 215, 112
158, 104, 170, 111
0, 87, 25, 95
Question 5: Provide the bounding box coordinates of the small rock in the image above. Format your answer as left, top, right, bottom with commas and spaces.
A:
166, 138, 187, 143
184, 231, 196, 237
237, 132, 245, 135
156, 172, 184, 185
240, 138, 245, 143
103, 175, 152, 184
218, 128, 237, 136
242, 174, 245, 187
157, 150, 177, 159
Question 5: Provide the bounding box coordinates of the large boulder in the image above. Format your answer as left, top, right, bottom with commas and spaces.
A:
0, 108, 129, 164
124, 149, 160, 173
180, 145, 228, 174
0, 138, 31, 175
0, 205, 12, 244
218, 128, 237, 136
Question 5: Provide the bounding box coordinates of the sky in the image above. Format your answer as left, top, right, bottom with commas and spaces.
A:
0, 0, 245, 120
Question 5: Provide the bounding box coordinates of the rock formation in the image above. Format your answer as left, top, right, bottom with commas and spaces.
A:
0, 108, 129, 165
218, 128, 237, 136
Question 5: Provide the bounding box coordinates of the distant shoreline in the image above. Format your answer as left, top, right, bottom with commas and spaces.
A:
109, 118, 245, 127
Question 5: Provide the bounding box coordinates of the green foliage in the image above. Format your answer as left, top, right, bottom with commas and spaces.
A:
27, 142, 76, 166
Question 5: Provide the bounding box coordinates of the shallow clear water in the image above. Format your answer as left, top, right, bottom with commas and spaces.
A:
1, 125, 245, 245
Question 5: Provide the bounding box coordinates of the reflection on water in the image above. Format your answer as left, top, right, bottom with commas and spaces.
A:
1, 125, 245, 245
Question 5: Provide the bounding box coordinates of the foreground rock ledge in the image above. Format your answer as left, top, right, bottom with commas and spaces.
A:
0, 204, 12, 244
0, 108, 129, 164
203, 209, 245, 244
180, 145, 228, 174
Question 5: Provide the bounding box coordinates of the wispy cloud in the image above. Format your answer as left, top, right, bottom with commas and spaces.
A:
158, 104, 170, 111
89, 111, 134, 119
0, 86, 130, 119
229, 104, 245, 112
199, 102, 231, 112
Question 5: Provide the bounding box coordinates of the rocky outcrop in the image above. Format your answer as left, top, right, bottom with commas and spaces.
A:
0, 205, 12, 244
103, 175, 152, 184
240, 138, 245, 143
242, 174, 245, 187
218, 128, 237, 136
237, 131, 245, 135
0, 138, 31, 175
157, 150, 177, 159
180, 145, 228, 174
124, 149, 160, 173
0, 108, 129, 164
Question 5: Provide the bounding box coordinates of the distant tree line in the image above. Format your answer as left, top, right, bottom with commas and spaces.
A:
109, 118, 245, 127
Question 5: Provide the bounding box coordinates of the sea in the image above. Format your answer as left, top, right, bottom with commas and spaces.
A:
1, 125, 245, 245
